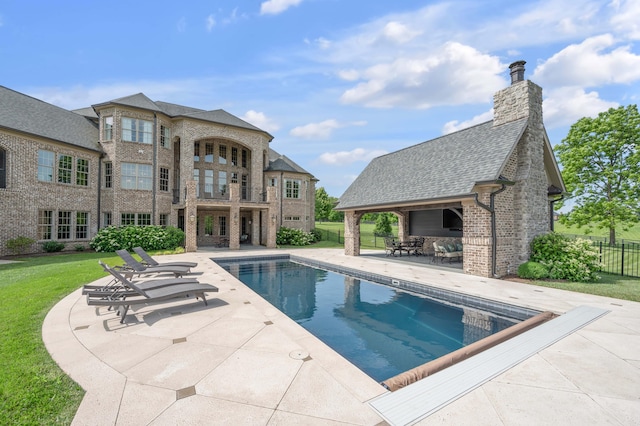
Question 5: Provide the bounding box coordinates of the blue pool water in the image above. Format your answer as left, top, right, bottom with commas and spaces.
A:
220, 259, 519, 382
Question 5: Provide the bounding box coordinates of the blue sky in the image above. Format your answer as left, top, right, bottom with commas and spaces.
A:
1, 0, 639, 198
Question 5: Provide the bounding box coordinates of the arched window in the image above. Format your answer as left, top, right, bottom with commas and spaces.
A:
0, 148, 6, 188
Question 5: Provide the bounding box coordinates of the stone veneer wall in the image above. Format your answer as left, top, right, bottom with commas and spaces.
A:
493, 79, 549, 276
0, 131, 101, 256
461, 78, 549, 277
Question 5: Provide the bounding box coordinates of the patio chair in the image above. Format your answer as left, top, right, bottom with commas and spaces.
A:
86, 263, 218, 323
82, 260, 200, 296
116, 249, 190, 279
133, 246, 197, 269
384, 237, 399, 257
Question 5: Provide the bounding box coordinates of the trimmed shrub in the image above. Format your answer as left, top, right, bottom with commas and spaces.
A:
309, 228, 322, 242
89, 225, 186, 252
529, 232, 601, 282
517, 261, 549, 280
5, 236, 35, 254
42, 241, 65, 253
276, 227, 315, 246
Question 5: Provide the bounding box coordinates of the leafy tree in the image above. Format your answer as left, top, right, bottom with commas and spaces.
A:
555, 105, 640, 245
315, 187, 333, 222
328, 208, 344, 222
374, 213, 393, 236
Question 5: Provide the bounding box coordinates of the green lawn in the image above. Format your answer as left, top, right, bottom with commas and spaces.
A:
0, 252, 120, 425
553, 221, 640, 242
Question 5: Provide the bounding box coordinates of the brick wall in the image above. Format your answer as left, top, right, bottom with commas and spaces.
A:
0, 131, 100, 256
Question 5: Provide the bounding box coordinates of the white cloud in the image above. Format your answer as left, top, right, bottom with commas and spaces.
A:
542, 86, 619, 128
610, 0, 640, 39
290, 119, 366, 139
241, 110, 280, 133
380, 21, 421, 44
290, 119, 341, 139
442, 109, 493, 134
532, 34, 640, 88
340, 42, 505, 109
206, 15, 216, 32
338, 69, 360, 81
319, 148, 387, 165
260, 0, 302, 15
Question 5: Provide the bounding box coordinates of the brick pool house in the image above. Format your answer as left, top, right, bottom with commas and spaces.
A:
336, 61, 565, 278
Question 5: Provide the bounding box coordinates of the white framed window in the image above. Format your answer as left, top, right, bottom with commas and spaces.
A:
219, 145, 227, 164
121, 163, 152, 190
159, 167, 169, 192
104, 162, 112, 188
218, 171, 227, 195
160, 125, 170, 148
37, 150, 55, 182
103, 212, 112, 227
194, 142, 200, 162
121, 213, 136, 225
58, 211, 72, 239
58, 154, 73, 184
204, 169, 214, 198
159, 214, 168, 227
104, 116, 113, 140
38, 210, 53, 240
122, 118, 152, 143
231, 147, 238, 166
284, 179, 301, 199
76, 158, 89, 186
205, 143, 214, 163
121, 213, 150, 226
284, 216, 301, 221
76, 212, 89, 239
218, 215, 227, 236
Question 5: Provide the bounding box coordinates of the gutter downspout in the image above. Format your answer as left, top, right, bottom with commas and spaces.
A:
97, 153, 103, 229
549, 195, 564, 231
152, 113, 158, 225
474, 184, 508, 278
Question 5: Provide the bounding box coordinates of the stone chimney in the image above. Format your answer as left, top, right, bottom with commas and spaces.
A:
492, 60, 543, 127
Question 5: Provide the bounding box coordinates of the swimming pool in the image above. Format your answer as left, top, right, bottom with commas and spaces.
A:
215, 255, 537, 383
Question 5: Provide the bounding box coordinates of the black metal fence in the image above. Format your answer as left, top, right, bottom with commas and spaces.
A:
314, 228, 390, 250
594, 240, 640, 278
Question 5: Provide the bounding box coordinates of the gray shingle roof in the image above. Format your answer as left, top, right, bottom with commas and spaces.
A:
266, 148, 315, 177
94, 93, 162, 112
93, 95, 272, 137
154, 101, 204, 117
336, 119, 528, 210
182, 109, 269, 134
0, 86, 100, 152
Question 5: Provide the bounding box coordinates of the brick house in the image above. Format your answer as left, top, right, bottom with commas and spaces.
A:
335, 61, 565, 278
0, 87, 316, 256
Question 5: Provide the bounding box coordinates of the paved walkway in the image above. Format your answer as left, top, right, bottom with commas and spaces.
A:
43, 248, 640, 425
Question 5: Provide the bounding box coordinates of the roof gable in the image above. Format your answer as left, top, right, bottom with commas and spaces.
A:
0, 86, 100, 152
266, 148, 314, 176
95, 93, 162, 112
336, 119, 528, 210
183, 109, 267, 133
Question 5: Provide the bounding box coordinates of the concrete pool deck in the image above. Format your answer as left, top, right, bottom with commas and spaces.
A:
43, 248, 640, 425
